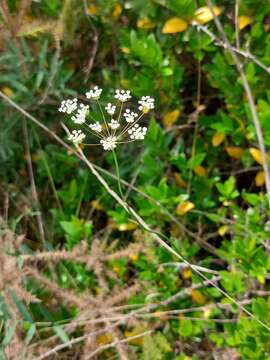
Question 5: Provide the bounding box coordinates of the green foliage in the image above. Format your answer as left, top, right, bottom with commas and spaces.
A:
2, 0, 270, 359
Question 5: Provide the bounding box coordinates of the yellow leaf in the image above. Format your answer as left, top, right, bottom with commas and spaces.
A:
162, 109, 180, 128
121, 47, 131, 54
124, 328, 145, 345
97, 333, 113, 345
249, 148, 263, 165
17, 19, 56, 37
218, 225, 229, 236
1, 86, 14, 97
191, 289, 206, 305
193, 165, 206, 177
137, 18, 156, 29
255, 171, 265, 186
194, 6, 221, 24
116, 223, 138, 231
238, 15, 252, 30
129, 254, 139, 261
226, 146, 243, 159
87, 5, 99, 15
176, 201, 195, 216
174, 172, 187, 188
212, 132, 225, 147
90, 200, 103, 211
162, 17, 188, 34
203, 308, 212, 319
182, 268, 192, 279
112, 3, 122, 20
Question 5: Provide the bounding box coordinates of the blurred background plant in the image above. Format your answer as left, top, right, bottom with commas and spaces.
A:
1, 0, 270, 359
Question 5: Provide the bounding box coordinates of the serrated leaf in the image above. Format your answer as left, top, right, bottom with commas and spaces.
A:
162, 17, 188, 34
255, 171, 265, 186
226, 147, 243, 159
212, 132, 225, 147
238, 15, 252, 30
176, 201, 195, 215
194, 6, 221, 24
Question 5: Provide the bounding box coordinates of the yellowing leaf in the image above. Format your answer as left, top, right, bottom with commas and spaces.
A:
191, 289, 206, 305
129, 254, 139, 261
203, 308, 212, 319
238, 15, 252, 30
249, 148, 263, 165
182, 268, 192, 279
193, 165, 206, 177
116, 222, 138, 231
176, 201, 195, 216
218, 225, 229, 236
137, 18, 156, 29
255, 171, 265, 186
124, 328, 145, 345
174, 172, 187, 188
226, 146, 243, 159
121, 47, 131, 54
162, 109, 180, 128
1, 86, 14, 97
162, 17, 188, 34
87, 5, 99, 15
90, 200, 103, 211
212, 132, 225, 147
194, 6, 221, 24
112, 3, 122, 19
97, 333, 113, 345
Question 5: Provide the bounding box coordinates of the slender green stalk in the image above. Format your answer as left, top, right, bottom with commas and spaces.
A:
112, 149, 124, 199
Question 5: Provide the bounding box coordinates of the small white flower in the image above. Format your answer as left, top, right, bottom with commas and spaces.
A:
68, 129, 86, 144
108, 119, 120, 130
123, 109, 138, 123
138, 96, 155, 113
128, 124, 147, 140
89, 121, 102, 133
100, 136, 117, 150
71, 104, 89, 124
58, 98, 78, 114
105, 102, 116, 115
86, 86, 103, 99
115, 89, 131, 102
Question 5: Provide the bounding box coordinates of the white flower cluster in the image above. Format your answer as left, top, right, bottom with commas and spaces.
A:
58, 98, 78, 114
68, 129, 86, 143
115, 89, 131, 102
109, 119, 120, 129
138, 96, 155, 113
59, 87, 154, 150
128, 124, 147, 140
71, 104, 89, 124
89, 122, 102, 133
86, 86, 102, 99
123, 109, 138, 123
100, 136, 117, 150
105, 103, 116, 115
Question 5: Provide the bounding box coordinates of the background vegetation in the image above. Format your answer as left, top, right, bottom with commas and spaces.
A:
1, 0, 270, 359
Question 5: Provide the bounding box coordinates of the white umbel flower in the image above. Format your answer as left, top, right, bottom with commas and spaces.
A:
68, 130, 86, 144
128, 124, 147, 140
108, 119, 120, 129
100, 136, 117, 150
123, 109, 138, 123
89, 121, 102, 133
71, 104, 89, 124
86, 86, 102, 99
115, 89, 131, 102
58, 98, 78, 114
138, 96, 155, 113
105, 103, 116, 115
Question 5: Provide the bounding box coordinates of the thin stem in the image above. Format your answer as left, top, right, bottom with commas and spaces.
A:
112, 149, 124, 199
97, 99, 110, 136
